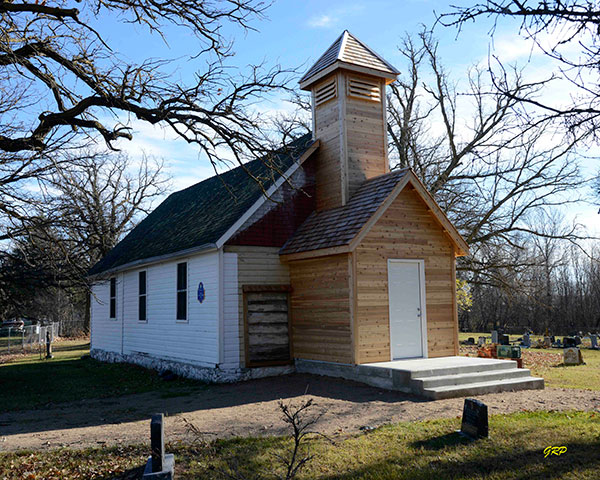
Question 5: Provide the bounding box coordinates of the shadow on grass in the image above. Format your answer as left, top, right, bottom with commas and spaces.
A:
319, 440, 600, 480
411, 431, 473, 450
97, 465, 145, 480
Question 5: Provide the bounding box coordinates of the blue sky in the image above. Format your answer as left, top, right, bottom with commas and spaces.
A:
97, 0, 598, 236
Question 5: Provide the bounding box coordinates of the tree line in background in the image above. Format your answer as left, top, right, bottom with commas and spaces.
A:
0, 0, 291, 333
1, 1, 599, 336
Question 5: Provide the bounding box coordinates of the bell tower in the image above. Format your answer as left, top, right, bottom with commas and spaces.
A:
300, 31, 399, 211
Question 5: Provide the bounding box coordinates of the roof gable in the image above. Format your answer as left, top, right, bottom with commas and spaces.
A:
280, 169, 469, 260
89, 134, 317, 276
299, 30, 399, 88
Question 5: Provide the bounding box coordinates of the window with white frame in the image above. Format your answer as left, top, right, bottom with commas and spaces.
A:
138, 271, 147, 321
109, 277, 116, 319
176, 262, 187, 321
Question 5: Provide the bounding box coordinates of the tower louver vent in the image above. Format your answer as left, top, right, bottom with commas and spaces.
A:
314, 78, 337, 106
348, 77, 381, 102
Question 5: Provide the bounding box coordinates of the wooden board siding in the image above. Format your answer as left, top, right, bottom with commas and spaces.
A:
312, 72, 388, 211
314, 74, 344, 211
288, 253, 353, 364
243, 286, 292, 366
224, 246, 290, 367
345, 75, 387, 199
354, 185, 457, 363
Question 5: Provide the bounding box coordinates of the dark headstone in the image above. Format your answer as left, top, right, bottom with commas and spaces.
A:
574, 336, 582, 345
499, 334, 510, 345
467, 337, 475, 345
143, 413, 174, 479
151, 414, 164, 472
590, 335, 598, 349
45, 330, 53, 359
563, 337, 577, 348
460, 399, 488, 439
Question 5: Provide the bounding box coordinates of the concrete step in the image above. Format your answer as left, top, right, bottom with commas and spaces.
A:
413, 368, 532, 389
422, 376, 545, 400
407, 359, 518, 379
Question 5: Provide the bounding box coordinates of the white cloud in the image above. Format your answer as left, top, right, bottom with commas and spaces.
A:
307, 14, 336, 28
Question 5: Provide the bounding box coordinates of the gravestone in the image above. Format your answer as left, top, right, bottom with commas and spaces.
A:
564, 347, 582, 366
543, 336, 552, 348
478, 336, 487, 347
143, 413, 175, 480
499, 334, 510, 345
491, 330, 498, 344
460, 398, 488, 439
563, 337, 577, 348
590, 334, 598, 349
522, 333, 531, 348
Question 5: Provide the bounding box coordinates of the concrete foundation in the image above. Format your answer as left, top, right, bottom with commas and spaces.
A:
90, 349, 294, 383
91, 350, 544, 399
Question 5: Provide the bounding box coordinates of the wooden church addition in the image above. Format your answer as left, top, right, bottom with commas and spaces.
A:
88, 30, 476, 385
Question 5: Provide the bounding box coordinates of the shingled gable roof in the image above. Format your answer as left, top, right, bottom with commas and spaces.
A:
299, 30, 400, 89
89, 134, 318, 276
280, 169, 470, 259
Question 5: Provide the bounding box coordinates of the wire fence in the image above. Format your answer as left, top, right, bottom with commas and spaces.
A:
0, 323, 60, 356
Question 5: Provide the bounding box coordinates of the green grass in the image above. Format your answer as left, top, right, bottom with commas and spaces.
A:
1, 411, 598, 479
459, 332, 600, 391
0, 339, 202, 411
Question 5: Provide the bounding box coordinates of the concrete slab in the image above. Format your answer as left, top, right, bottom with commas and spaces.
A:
297, 356, 544, 399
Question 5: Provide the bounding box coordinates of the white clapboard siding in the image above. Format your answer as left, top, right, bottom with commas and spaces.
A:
222, 253, 240, 369
90, 276, 123, 353
90, 250, 221, 367
121, 251, 220, 366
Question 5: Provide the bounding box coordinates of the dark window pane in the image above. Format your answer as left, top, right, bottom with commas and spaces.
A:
110, 298, 116, 319
139, 271, 146, 295
139, 295, 147, 321
110, 277, 116, 297
177, 263, 187, 291
177, 291, 187, 320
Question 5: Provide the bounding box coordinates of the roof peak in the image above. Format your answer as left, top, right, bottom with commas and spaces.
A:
300, 30, 399, 89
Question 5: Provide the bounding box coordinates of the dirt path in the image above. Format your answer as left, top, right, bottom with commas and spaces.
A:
1, 373, 599, 452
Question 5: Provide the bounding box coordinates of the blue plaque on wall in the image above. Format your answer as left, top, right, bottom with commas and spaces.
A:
197, 282, 205, 303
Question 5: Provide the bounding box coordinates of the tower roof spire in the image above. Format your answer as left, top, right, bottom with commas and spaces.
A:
299, 30, 399, 90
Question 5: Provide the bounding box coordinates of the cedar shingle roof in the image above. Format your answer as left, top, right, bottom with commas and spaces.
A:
280, 169, 408, 255
299, 30, 399, 86
89, 134, 316, 276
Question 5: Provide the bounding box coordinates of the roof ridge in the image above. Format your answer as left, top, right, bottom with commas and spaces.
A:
170, 133, 313, 197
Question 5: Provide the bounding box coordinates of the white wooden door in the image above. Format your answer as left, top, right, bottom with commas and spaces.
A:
388, 260, 426, 359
